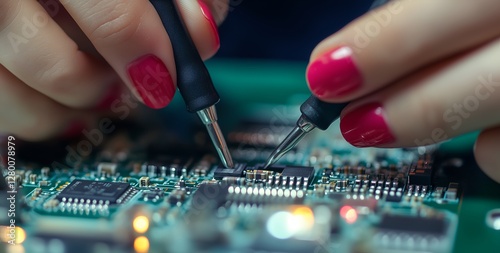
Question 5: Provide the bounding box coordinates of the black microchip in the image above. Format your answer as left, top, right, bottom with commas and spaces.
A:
213, 163, 246, 179
281, 166, 315, 179
190, 183, 229, 210
378, 214, 447, 236
57, 180, 131, 205
385, 194, 403, 202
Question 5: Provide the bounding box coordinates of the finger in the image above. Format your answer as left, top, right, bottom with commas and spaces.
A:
0, 65, 77, 141
306, 0, 500, 102
474, 126, 500, 183
61, 0, 224, 109
0, 0, 117, 108
37, 0, 101, 58
339, 38, 500, 147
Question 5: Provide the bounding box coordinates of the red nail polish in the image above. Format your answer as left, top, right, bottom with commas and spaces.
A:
127, 55, 176, 109
198, 0, 220, 50
340, 102, 395, 147
307, 46, 362, 99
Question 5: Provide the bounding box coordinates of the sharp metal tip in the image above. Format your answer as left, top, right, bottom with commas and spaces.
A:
263, 116, 316, 168
197, 106, 234, 169
263, 151, 279, 169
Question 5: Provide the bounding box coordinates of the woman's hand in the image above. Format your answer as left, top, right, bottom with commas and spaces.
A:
306, 0, 500, 182
0, 0, 228, 140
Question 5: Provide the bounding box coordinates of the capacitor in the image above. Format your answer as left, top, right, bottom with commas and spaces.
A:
148, 165, 157, 177
178, 180, 186, 188
139, 177, 150, 187
160, 166, 168, 177
41, 167, 50, 178
29, 174, 37, 184
140, 163, 148, 175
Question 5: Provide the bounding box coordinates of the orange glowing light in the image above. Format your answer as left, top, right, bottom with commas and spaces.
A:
134, 236, 150, 253
291, 206, 315, 229
133, 216, 150, 234
345, 209, 358, 224
1, 226, 26, 244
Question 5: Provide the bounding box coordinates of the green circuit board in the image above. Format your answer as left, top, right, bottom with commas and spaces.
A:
1, 59, 499, 253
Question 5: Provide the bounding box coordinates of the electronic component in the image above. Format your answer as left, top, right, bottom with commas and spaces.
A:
213, 163, 246, 179
444, 182, 459, 200
377, 214, 448, 236
408, 154, 434, 185
142, 188, 164, 202
97, 162, 117, 176
139, 177, 150, 187
4, 95, 472, 253
486, 209, 500, 230
56, 180, 135, 205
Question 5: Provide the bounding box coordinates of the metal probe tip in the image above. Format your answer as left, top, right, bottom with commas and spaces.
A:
263, 116, 316, 169
197, 105, 234, 169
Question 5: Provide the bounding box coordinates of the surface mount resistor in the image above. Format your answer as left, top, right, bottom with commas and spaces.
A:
139, 177, 150, 187
29, 174, 38, 184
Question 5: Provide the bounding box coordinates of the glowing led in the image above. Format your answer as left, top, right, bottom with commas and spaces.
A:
291, 206, 315, 230
134, 236, 150, 253
345, 209, 358, 224
133, 216, 150, 234
1, 226, 26, 244
7, 244, 25, 253
340, 206, 358, 224
266, 211, 295, 239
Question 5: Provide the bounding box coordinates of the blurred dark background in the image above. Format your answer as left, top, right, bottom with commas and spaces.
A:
216, 0, 375, 61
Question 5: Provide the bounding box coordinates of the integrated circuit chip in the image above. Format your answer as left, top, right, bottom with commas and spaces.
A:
57, 180, 134, 205
213, 163, 246, 179
378, 214, 447, 236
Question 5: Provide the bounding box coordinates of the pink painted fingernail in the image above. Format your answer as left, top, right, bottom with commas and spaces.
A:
340, 102, 395, 147
198, 0, 220, 50
127, 55, 176, 109
307, 46, 362, 99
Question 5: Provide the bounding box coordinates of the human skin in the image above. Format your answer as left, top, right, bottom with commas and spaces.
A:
0, 0, 228, 140
306, 0, 500, 182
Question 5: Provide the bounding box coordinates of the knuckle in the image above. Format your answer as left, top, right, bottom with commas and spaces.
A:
36, 57, 74, 92
34, 57, 92, 108
86, 1, 144, 43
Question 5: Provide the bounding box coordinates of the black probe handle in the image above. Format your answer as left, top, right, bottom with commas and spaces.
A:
300, 95, 348, 130
150, 0, 219, 113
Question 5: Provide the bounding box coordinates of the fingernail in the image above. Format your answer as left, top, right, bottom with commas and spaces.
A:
198, 0, 220, 50
127, 54, 176, 109
340, 102, 395, 147
307, 46, 362, 99
61, 121, 85, 138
